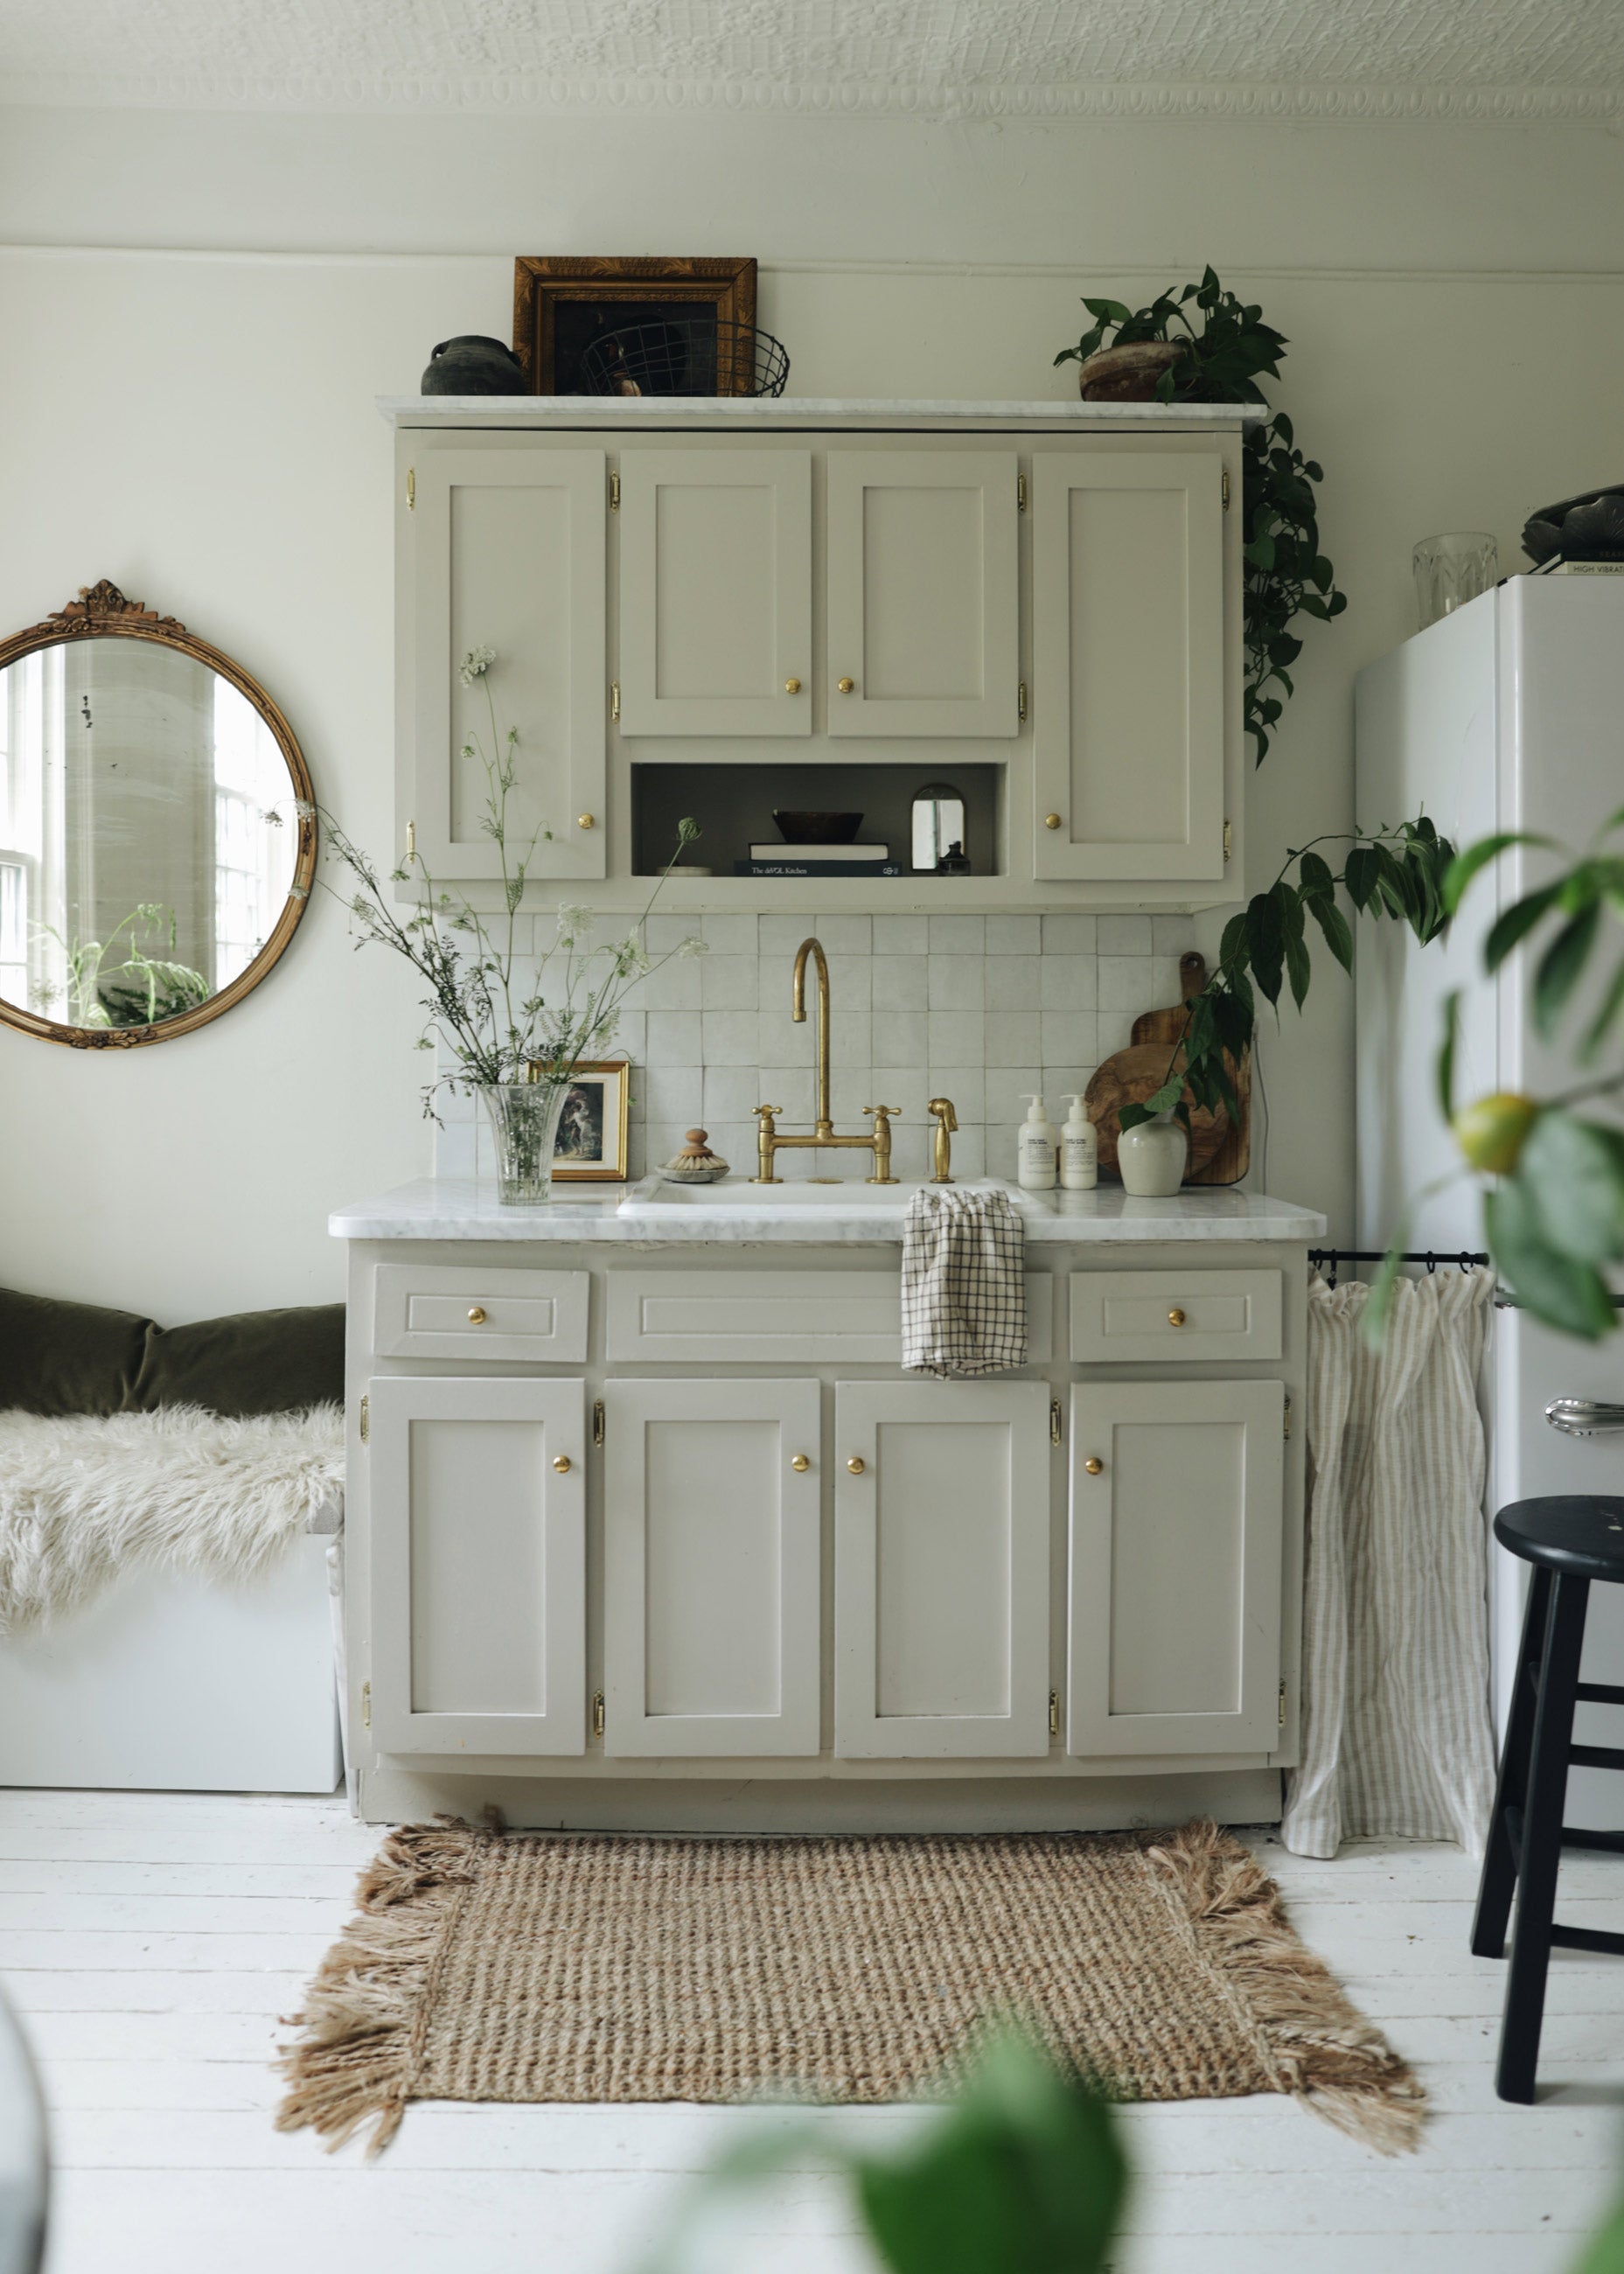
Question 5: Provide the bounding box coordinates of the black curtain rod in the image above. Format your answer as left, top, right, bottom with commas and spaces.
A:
1309, 1248, 1490, 1272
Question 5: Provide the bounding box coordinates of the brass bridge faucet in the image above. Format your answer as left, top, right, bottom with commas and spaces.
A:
754, 937, 900, 1183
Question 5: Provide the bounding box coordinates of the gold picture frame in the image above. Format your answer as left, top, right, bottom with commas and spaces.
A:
551, 1060, 632, 1182
512, 256, 757, 394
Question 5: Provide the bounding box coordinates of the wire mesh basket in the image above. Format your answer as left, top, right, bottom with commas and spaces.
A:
579, 317, 790, 399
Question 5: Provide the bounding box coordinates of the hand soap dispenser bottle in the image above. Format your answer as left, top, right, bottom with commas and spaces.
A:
1017, 1094, 1057, 1190
1060, 1095, 1098, 1190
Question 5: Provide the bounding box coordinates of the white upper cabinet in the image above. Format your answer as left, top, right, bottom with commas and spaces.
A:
1066, 1378, 1284, 1758
602, 1378, 821, 1757
833, 1378, 1051, 1758
826, 451, 1020, 738
1032, 453, 1226, 882
409, 448, 606, 879
366, 1374, 586, 1756
617, 450, 812, 736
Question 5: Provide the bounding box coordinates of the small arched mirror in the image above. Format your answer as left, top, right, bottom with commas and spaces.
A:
0, 582, 315, 1048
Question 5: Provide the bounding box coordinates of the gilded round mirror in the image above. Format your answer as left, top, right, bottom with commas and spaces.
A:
0, 582, 315, 1048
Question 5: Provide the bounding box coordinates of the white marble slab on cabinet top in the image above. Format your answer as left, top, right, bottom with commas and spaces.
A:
380, 395, 1261, 429
331, 1176, 1326, 1245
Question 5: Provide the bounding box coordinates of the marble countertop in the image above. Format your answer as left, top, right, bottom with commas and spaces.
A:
331, 1177, 1327, 1245
380, 395, 1261, 429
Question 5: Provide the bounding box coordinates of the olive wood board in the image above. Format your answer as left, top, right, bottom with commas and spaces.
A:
1084, 952, 1251, 1187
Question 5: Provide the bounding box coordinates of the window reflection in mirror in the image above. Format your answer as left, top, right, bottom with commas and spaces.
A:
0, 640, 301, 1032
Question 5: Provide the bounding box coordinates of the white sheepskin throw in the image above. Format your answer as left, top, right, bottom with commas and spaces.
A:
0, 1404, 345, 1633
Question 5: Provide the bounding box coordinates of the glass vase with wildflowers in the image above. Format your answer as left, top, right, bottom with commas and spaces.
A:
307, 647, 703, 1199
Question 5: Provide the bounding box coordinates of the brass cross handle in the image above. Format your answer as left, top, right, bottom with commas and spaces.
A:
865, 1105, 903, 1122
755, 1104, 783, 1120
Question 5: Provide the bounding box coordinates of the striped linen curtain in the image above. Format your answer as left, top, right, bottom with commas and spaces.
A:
1281, 1267, 1497, 1860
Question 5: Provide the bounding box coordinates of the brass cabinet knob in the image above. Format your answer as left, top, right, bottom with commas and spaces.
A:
837, 676, 855, 694
784, 677, 802, 694
553, 1454, 572, 1474
791, 1454, 811, 1473
466, 1306, 487, 1324
1084, 1456, 1105, 1475
847, 1455, 866, 1475
1044, 813, 1063, 830
1168, 1308, 1187, 1327
577, 813, 595, 830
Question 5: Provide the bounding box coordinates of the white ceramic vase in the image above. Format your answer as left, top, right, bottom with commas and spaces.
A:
1118, 1109, 1188, 1197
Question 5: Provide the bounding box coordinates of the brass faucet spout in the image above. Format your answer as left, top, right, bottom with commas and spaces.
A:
792, 938, 833, 1138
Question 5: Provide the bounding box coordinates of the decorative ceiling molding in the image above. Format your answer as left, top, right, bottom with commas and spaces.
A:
1, 3, 1619, 122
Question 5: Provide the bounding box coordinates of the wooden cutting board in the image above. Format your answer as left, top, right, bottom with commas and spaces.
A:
1084, 952, 1251, 1187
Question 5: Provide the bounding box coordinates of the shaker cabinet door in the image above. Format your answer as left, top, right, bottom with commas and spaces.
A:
408, 447, 606, 880
1066, 1378, 1283, 1757
833, 1378, 1051, 1757
366, 1375, 587, 1755
1032, 453, 1226, 881
617, 450, 812, 736
826, 451, 1020, 738
602, 1378, 821, 1756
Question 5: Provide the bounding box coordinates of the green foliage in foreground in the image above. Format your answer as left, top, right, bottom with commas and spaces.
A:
633, 2033, 1128, 2274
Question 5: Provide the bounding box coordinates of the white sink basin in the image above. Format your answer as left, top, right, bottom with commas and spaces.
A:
618, 1176, 1024, 1213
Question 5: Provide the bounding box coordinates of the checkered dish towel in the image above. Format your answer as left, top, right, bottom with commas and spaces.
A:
902, 1186, 1028, 1377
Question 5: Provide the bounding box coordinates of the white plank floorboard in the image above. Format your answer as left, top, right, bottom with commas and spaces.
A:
0, 1793, 1615, 2274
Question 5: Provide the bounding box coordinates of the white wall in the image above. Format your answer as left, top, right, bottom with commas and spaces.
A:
3, 104, 1622, 1315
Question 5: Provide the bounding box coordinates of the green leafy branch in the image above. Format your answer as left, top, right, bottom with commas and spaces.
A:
1418, 807, 1624, 1340
33, 902, 208, 1028
1054, 266, 1348, 765
1119, 820, 1455, 1141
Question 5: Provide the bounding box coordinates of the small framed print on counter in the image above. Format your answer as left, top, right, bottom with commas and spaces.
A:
552, 1061, 632, 1182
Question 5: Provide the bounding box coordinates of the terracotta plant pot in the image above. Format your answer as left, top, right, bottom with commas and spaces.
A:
1077, 341, 1187, 403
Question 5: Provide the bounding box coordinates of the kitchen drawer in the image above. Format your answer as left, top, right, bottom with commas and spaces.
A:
1068, 1269, 1280, 1364
373, 1265, 589, 1363
607, 1269, 1052, 1364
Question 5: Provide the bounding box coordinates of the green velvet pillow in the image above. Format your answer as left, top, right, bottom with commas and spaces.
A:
0, 1286, 155, 1418
131, 1304, 345, 1419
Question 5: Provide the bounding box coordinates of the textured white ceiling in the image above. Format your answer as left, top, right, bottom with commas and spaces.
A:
0, 0, 1616, 119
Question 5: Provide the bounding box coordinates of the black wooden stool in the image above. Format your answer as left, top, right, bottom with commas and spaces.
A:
1472, 1496, 1624, 2102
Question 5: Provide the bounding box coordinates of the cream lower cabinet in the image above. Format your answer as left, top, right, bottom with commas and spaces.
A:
366, 1375, 587, 1754
1066, 1378, 1285, 1756
834, 1378, 1052, 1758
602, 1378, 821, 1756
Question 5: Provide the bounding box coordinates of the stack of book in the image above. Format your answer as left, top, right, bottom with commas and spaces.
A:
735, 843, 903, 878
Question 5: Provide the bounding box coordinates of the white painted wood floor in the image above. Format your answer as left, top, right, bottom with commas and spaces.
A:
3, 1789, 1622, 2274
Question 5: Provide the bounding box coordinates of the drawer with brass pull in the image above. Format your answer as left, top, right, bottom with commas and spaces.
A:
373, 1265, 589, 1363
1068, 1270, 1281, 1364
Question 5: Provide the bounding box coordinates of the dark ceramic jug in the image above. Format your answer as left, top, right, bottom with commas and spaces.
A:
421, 336, 527, 396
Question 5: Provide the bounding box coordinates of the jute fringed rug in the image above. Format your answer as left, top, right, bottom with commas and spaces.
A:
277, 1817, 1423, 2157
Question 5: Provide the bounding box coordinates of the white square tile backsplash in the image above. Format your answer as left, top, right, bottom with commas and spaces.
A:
438, 913, 1199, 1184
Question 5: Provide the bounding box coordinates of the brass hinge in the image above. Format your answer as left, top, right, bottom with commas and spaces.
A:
610, 680, 620, 722
361, 1680, 372, 1730
1049, 1398, 1063, 1446
1223, 818, 1232, 865
1018, 680, 1028, 724
592, 1691, 605, 1739
609, 469, 621, 512
359, 1394, 369, 1443
1049, 1688, 1061, 1739
406, 467, 415, 512
593, 1399, 605, 1447
1283, 1394, 1292, 1440
1017, 471, 1028, 513
406, 820, 416, 864
1279, 1677, 1287, 1728
1222, 467, 1230, 510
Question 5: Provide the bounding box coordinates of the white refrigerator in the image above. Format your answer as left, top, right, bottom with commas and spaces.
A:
1356, 575, 1624, 1829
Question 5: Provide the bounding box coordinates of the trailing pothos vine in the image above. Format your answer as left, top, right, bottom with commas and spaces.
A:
1056, 268, 1347, 764
1119, 819, 1456, 1138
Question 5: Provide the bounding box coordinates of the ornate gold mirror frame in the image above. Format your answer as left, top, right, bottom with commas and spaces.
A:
0, 581, 317, 1050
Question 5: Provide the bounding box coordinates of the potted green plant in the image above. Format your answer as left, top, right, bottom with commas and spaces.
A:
1056, 268, 1347, 764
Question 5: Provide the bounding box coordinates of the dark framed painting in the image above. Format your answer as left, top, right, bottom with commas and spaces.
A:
551, 1060, 632, 1182
512, 257, 757, 395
